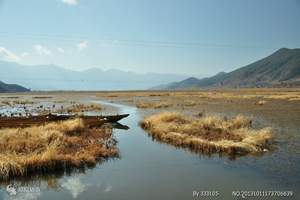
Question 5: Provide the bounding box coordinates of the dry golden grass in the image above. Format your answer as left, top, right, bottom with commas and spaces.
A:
136, 101, 172, 109
255, 100, 267, 106
95, 90, 300, 107
289, 97, 300, 101
183, 100, 198, 106
167, 90, 300, 101
0, 100, 12, 106
96, 91, 170, 98
0, 99, 35, 106
0, 119, 118, 180
140, 112, 273, 156
12, 100, 35, 104
60, 103, 102, 113
264, 94, 300, 101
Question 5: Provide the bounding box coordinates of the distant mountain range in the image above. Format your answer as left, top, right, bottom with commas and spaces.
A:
0, 81, 30, 93
2, 48, 299, 91
0, 62, 188, 91
153, 48, 300, 89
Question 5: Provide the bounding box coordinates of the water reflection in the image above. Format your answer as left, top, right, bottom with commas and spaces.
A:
61, 176, 89, 199
3, 192, 41, 200
103, 184, 112, 193
59, 176, 113, 198
112, 122, 130, 130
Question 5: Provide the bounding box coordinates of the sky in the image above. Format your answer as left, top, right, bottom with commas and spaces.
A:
0, 0, 299, 77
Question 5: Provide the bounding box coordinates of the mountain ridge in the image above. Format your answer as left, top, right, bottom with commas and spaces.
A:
153, 48, 300, 89
0, 81, 30, 93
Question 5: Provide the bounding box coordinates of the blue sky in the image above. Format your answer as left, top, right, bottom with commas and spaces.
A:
0, 0, 299, 76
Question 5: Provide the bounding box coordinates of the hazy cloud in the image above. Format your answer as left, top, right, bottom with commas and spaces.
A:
0, 47, 21, 62
57, 47, 65, 53
62, 0, 78, 6
21, 52, 30, 57
34, 45, 52, 56
77, 40, 88, 51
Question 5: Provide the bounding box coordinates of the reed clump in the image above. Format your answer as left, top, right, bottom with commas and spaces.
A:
140, 112, 273, 156
0, 119, 118, 180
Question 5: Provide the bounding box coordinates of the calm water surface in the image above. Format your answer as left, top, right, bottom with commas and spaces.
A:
0, 101, 299, 200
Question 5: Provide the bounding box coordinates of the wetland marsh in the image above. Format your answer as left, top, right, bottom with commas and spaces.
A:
0, 90, 299, 199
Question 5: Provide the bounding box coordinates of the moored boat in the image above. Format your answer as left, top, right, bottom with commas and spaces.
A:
0, 113, 129, 128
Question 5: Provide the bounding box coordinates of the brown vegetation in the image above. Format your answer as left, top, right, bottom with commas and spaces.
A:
0, 119, 118, 180
140, 112, 273, 157
33, 96, 53, 99
3, 96, 19, 99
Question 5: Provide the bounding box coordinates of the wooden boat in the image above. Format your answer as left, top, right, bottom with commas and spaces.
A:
0, 113, 129, 128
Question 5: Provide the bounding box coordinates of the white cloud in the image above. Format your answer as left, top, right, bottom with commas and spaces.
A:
34, 45, 52, 56
62, 0, 78, 6
0, 47, 21, 62
77, 40, 88, 51
21, 52, 30, 57
57, 47, 65, 53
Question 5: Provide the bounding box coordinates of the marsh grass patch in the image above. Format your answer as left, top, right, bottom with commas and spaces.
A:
140, 112, 273, 157
0, 119, 118, 180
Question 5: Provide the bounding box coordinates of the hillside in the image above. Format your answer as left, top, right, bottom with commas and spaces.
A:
154, 48, 300, 89
0, 81, 30, 93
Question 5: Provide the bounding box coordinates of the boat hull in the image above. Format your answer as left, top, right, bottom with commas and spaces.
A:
0, 114, 129, 128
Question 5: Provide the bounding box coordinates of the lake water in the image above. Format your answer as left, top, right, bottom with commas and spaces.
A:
0, 101, 299, 200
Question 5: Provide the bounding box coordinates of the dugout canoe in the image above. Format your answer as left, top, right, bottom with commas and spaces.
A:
0, 113, 129, 128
